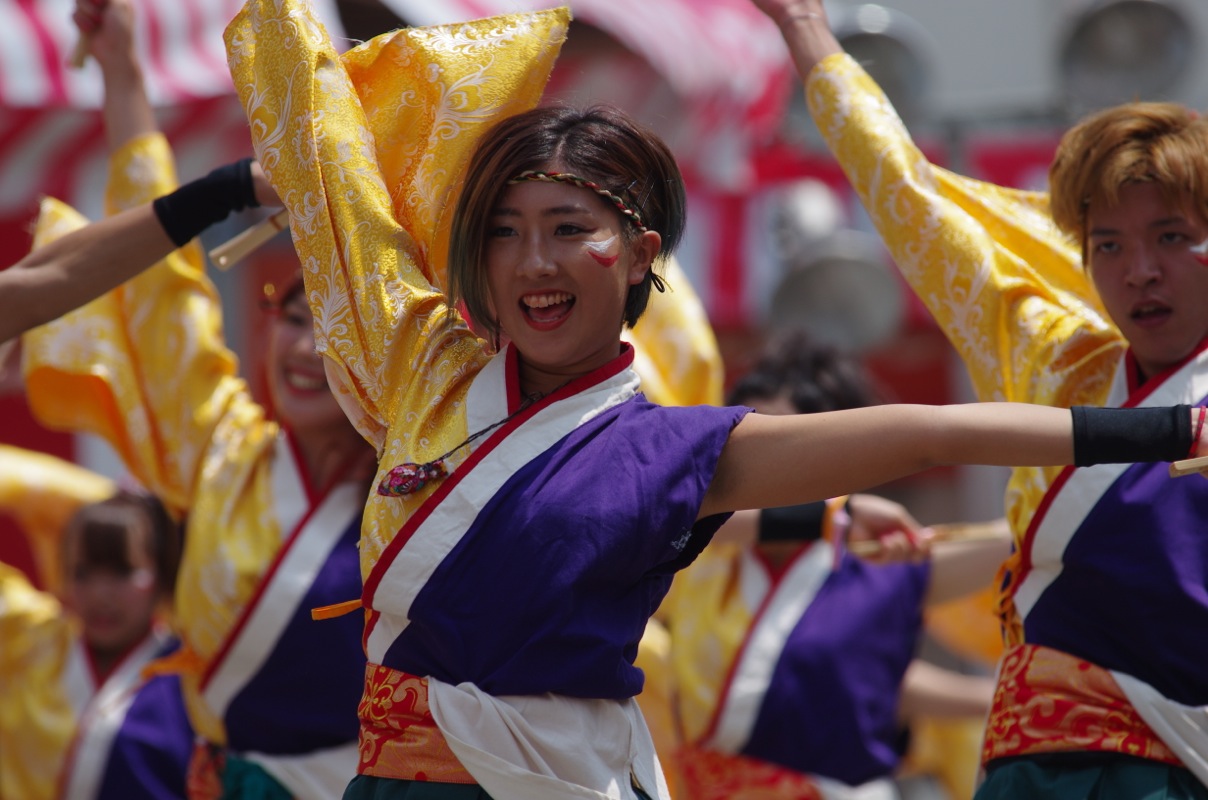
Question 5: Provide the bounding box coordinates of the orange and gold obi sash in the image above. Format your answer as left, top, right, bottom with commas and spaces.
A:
677, 746, 824, 800
357, 665, 475, 784
983, 644, 1180, 766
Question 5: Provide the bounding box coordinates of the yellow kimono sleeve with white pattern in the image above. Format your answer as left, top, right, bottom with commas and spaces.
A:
0, 562, 77, 800
0, 445, 115, 595
22, 133, 281, 745
626, 257, 725, 408
806, 53, 1129, 640
225, 0, 569, 568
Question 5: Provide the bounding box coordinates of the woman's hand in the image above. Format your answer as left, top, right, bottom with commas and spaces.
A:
250, 161, 283, 208
846, 493, 933, 563
749, 0, 828, 30
747, 0, 843, 79
74, 0, 137, 75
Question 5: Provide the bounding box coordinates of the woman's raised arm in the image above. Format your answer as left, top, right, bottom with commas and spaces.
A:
224, 0, 568, 447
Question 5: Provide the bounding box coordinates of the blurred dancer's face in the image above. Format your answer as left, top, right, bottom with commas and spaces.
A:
1087, 182, 1208, 380
64, 524, 158, 658
266, 291, 348, 438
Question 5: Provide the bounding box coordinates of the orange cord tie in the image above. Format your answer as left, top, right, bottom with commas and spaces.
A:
141, 645, 208, 680
311, 599, 363, 620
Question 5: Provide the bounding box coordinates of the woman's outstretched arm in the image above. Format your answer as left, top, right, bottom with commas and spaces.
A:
702, 403, 1200, 518
0, 205, 173, 343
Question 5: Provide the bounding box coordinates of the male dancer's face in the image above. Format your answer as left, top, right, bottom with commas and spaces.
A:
1086, 182, 1208, 380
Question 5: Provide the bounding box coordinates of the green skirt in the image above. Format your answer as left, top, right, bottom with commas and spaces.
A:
220, 755, 294, 800
977, 755, 1208, 800
343, 775, 657, 799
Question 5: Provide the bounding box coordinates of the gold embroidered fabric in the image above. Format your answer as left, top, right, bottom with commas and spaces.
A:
0, 562, 77, 800
806, 54, 1126, 639
626, 257, 725, 409
22, 132, 279, 745
0, 444, 115, 595
225, 0, 569, 569
0, 446, 105, 800
659, 542, 761, 744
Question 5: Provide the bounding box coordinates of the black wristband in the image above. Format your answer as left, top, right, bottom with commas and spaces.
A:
1071, 405, 1191, 467
152, 158, 260, 247
759, 501, 828, 543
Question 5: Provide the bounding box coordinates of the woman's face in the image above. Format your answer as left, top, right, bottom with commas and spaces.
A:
484, 172, 660, 392
265, 291, 349, 437
63, 525, 159, 658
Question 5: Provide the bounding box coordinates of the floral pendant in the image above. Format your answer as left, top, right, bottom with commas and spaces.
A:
376, 460, 449, 497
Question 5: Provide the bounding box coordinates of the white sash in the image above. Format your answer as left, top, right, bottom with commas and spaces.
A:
199, 435, 362, 800
202, 435, 362, 714
366, 347, 654, 798
704, 542, 834, 753
1014, 350, 1208, 621
1013, 348, 1208, 785
363, 349, 640, 662
59, 628, 174, 800
1113, 671, 1208, 786
428, 681, 670, 800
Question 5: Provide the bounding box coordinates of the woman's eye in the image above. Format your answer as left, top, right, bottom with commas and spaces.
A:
1159, 231, 1188, 245
488, 225, 515, 238
281, 307, 310, 326
555, 223, 585, 236
1092, 241, 1119, 255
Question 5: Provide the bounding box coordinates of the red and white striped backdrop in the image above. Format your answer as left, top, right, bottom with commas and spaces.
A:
0, 0, 345, 228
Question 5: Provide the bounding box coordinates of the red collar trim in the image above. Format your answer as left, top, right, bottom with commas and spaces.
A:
504, 342, 636, 413
1125, 336, 1208, 401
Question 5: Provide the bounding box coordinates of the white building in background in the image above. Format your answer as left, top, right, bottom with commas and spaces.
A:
820, 0, 1208, 131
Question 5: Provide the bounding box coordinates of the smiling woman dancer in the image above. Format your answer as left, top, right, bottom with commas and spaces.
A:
751, 0, 1208, 797
222, 1, 1208, 798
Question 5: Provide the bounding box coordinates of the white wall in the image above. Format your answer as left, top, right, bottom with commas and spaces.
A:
826, 0, 1208, 127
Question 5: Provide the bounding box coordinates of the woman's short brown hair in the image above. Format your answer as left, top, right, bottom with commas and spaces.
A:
448, 105, 686, 341
1049, 102, 1208, 246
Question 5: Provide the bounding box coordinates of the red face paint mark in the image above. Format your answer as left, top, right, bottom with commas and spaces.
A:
1193, 239, 1208, 266
585, 236, 619, 268
588, 250, 619, 268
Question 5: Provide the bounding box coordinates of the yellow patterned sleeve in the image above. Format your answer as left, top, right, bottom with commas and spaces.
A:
0, 562, 76, 800
0, 446, 115, 593
104, 132, 180, 213
225, 1, 569, 448
806, 53, 1123, 407
22, 135, 252, 519
659, 544, 755, 743
626, 257, 725, 408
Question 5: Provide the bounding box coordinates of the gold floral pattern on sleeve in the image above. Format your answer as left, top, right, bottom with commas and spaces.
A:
225, 0, 569, 565
805, 54, 1132, 638
21, 135, 283, 735
806, 53, 1123, 410
627, 257, 725, 408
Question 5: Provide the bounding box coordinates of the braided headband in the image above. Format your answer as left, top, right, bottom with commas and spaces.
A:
507, 170, 649, 232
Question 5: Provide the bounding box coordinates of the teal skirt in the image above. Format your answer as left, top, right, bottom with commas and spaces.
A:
343, 775, 657, 799
977, 755, 1208, 800
220, 755, 294, 800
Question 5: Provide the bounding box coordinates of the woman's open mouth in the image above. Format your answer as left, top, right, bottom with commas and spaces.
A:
521, 291, 574, 330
